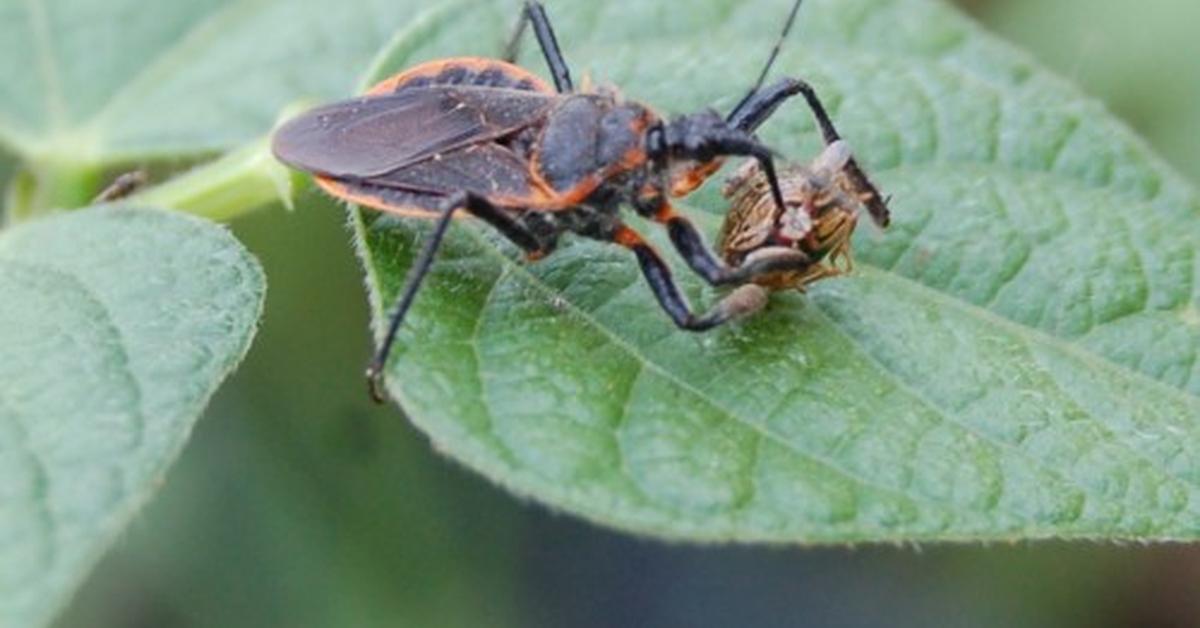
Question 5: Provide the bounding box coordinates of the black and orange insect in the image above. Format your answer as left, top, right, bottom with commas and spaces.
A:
271, 0, 890, 400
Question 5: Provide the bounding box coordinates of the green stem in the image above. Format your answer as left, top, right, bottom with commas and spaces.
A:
4, 159, 103, 225
38, 159, 104, 209
3, 168, 37, 227
130, 137, 299, 222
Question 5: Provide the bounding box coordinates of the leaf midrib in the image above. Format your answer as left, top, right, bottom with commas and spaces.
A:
23, 0, 67, 134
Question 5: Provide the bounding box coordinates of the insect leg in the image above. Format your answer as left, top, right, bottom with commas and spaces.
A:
366, 192, 551, 402
650, 201, 815, 287
457, 195, 547, 257
726, 77, 891, 226
612, 225, 769, 331
726, 77, 822, 135
366, 194, 460, 402
671, 130, 789, 218
502, 1, 574, 93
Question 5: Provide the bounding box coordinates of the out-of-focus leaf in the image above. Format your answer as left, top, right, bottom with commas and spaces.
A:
0, 207, 264, 626
963, 0, 1200, 184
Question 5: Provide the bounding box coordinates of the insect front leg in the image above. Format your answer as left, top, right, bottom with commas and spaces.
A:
726, 77, 831, 136
367, 192, 551, 402
502, 1, 574, 93
647, 200, 816, 287
726, 77, 891, 226
610, 224, 770, 331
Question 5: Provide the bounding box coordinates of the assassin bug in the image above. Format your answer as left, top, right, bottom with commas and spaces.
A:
271, 0, 890, 401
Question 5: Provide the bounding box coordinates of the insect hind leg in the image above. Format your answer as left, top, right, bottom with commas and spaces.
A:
366, 191, 550, 402
503, 1, 574, 92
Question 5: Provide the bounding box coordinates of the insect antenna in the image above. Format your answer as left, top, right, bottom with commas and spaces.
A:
730, 0, 805, 116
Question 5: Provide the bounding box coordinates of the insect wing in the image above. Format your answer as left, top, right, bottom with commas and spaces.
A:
272, 86, 555, 179
317, 141, 547, 215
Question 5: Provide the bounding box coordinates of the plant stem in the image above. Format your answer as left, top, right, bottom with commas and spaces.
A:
129, 137, 299, 222
3, 159, 103, 225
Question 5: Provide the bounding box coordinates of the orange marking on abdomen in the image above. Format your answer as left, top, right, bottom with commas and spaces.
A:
316, 176, 471, 220
365, 57, 555, 96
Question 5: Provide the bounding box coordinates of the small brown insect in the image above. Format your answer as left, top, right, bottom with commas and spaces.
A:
92, 170, 148, 203
718, 140, 886, 297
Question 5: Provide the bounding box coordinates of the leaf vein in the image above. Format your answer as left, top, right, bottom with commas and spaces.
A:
847, 267, 1200, 497
448, 223, 968, 521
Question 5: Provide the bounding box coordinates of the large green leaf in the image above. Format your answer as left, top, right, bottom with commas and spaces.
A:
0, 207, 264, 626
355, 0, 1200, 541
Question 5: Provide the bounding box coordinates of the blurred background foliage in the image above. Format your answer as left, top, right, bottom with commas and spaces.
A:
961, 0, 1200, 185
49, 0, 1200, 626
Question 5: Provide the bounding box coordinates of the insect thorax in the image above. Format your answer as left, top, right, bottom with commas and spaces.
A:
535, 95, 654, 194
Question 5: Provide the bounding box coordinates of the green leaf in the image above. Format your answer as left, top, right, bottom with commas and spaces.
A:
0, 206, 264, 626
355, 0, 1200, 542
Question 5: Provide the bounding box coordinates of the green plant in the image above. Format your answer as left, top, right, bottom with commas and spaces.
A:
2, 0, 1197, 626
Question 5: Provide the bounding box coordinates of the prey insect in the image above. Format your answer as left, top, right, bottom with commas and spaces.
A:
93, 170, 148, 203
271, 0, 890, 401
716, 139, 887, 307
